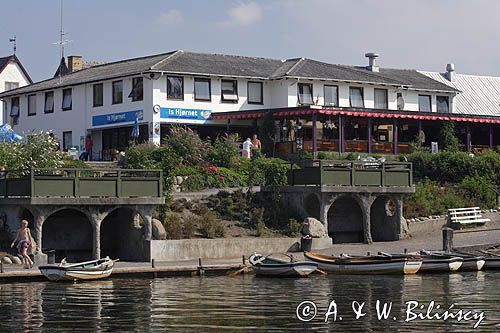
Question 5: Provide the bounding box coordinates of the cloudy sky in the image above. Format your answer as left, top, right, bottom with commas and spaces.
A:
1, 0, 499, 82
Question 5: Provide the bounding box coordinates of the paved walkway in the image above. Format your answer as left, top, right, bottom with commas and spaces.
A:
172, 186, 260, 200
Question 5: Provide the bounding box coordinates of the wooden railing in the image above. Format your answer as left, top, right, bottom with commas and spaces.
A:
287, 160, 412, 187
0, 168, 163, 198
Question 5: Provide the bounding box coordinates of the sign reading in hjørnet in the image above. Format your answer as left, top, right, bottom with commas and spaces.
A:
92, 110, 144, 127
160, 107, 211, 124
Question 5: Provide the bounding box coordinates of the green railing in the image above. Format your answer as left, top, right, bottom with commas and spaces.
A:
0, 168, 163, 198
287, 160, 412, 187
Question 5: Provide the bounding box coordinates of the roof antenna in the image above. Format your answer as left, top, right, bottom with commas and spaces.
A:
52, 0, 71, 82
9, 36, 16, 55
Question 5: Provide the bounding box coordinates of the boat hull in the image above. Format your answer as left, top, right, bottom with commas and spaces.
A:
252, 263, 318, 277
304, 253, 422, 275
483, 258, 500, 270
457, 258, 485, 271
419, 258, 463, 273
39, 266, 113, 281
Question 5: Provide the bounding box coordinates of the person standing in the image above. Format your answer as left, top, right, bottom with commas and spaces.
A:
11, 220, 34, 269
251, 134, 262, 154
242, 138, 253, 158
85, 134, 93, 161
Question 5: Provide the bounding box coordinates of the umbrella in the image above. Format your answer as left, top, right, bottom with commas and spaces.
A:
0, 124, 23, 143
131, 114, 140, 145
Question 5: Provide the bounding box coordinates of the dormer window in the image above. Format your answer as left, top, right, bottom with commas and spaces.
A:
221, 79, 238, 102
298, 83, 313, 105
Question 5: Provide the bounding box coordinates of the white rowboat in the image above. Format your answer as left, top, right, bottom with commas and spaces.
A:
39, 257, 115, 281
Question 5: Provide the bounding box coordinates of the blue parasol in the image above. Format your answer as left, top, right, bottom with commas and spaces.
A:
0, 124, 23, 143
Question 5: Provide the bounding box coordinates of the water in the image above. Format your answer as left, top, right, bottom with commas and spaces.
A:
1, 271, 499, 332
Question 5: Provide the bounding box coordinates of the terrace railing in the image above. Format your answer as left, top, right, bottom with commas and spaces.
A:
287, 160, 412, 187
0, 168, 163, 198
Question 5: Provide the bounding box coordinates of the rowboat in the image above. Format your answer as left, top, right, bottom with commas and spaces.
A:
377, 252, 463, 273
421, 251, 485, 271
304, 252, 422, 274
39, 257, 115, 281
248, 253, 318, 277
483, 258, 500, 270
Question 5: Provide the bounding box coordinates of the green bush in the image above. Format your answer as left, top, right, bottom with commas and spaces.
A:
183, 215, 198, 238
62, 157, 90, 169
163, 126, 208, 166
439, 121, 460, 152
217, 167, 247, 187
200, 211, 224, 238
163, 213, 183, 240
205, 134, 240, 168
471, 150, 500, 183
459, 174, 496, 209
286, 218, 302, 237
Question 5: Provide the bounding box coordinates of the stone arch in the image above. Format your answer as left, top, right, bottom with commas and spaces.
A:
42, 208, 93, 262
303, 193, 321, 220
100, 207, 145, 261
327, 195, 364, 243
370, 195, 399, 242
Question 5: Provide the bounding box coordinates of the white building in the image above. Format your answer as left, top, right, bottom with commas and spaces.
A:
0, 54, 32, 124
7, 50, 497, 159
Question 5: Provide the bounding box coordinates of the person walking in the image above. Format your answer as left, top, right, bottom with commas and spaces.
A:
251, 134, 262, 157
11, 220, 34, 269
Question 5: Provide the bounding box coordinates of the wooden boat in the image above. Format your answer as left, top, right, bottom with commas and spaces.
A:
422, 251, 485, 271
248, 253, 318, 277
39, 257, 115, 281
377, 252, 463, 273
483, 258, 500, 270
304, 252, 422, 274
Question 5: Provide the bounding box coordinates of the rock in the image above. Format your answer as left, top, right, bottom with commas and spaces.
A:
11, 256, 22, 264
152, 218, 167, 240
1, 256, 12, 264
176, 176, 184, 185
301, 217, 327, 238
401, 217, 410, 238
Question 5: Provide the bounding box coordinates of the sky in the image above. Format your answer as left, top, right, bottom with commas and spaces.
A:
1, 0, 499, 82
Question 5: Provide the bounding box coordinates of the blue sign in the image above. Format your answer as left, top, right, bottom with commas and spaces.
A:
92, 110, 143, 127
160, 107, 211, 123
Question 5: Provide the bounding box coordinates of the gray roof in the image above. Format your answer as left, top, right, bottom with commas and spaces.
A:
0, 50, 458, 98
421, 71, 500, 117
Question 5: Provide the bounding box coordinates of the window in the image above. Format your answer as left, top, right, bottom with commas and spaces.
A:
247, 81, 263, 104
349, 87, 364, 108
436, 96, 449, 113
44, 91, 54, 113
28, 94, 36, 116
374, 88, 388, 109
167, 76, 184, 100
129, 77, 143, 101
194, 78, 211, 101
10, 97, 19, 117
112, 80, 123, 104
397, 93, 405, 110
324, 85, 338, 106
297, 83, 313, 105
5, 82, 19, 91
221, 79, 238, 102
418, 95, 431, 112
93, 83, 103, 107
62, 88, 72, 110
62, 131, 72, 151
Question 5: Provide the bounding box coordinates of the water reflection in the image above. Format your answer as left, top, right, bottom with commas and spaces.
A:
0, 272, 498, 332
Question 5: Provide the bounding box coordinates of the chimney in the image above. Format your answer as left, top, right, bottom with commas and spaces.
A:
68, 55, 83, 72
365, 52, 379, 72
445, 63, 455, 82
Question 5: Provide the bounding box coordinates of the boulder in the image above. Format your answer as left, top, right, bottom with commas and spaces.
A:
1, 256, 12, 264
11, 256, 22, 264
152, 218, 167, 240
301, 217, 327, 238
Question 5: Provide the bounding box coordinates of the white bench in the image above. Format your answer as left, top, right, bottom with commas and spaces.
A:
447, 207, 490, 229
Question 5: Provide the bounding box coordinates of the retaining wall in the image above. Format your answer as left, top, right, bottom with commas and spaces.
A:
148, 237, 332, 261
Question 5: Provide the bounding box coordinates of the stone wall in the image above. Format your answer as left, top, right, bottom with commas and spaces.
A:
148, 237, 332, 261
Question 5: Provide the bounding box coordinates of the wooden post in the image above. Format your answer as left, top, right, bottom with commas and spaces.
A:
489, 124, 493, 149
312, 112, 318, 158
198, 258, 204, 276
0, 262, 3, 274
442, 227, 454, 253
339, 114, 344, 154
151, 259, 155, 268
466, 123, 471, 152
367, 118, 372, 153
393, 119, 398, 155
242, 255, 246, 265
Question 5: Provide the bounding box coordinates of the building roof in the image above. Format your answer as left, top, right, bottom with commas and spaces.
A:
0, 54, 33, 84
0, 50, 458, 98
420, 71, 500, 117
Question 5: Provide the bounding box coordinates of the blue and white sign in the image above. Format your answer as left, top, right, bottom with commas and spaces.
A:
92, 110, 143, 127
160, 107, 211, 124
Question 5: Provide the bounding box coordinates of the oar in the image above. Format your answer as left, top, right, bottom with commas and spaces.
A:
228, 254, 269, 277
314, 268, 327, 275
480, 250, 500, 258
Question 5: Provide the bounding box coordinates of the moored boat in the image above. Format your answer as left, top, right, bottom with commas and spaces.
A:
377, 252, 463, 273
39, 257, 115, 281
304, 252, 422, 275
421, 251, 485, 271
483, 258, 500, 270
248, 253, 318, 277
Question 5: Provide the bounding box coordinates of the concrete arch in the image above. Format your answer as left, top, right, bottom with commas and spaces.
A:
100, 207, 145, 261
370, 195, 400, 242
327, 195, 364, 243
303, 193, 321, 220
42, 208, 93, 262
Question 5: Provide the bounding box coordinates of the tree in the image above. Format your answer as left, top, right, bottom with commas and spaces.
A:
439, 121, 460, 152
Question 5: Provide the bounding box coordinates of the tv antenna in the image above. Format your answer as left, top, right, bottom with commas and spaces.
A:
52, 0, 71, 82
9, 36, 16, 55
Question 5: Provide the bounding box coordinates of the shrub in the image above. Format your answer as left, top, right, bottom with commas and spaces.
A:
217, 167, 247, 187
163, 126, 208, 165
471, 150, 500, 183
62, 157, 90, 169
459, 174, 497, 209
205, 133, 241, 168
183, 215, 198, 238
200, 211, 224, 238
164, 213, 183, 240
286, 218, 302, 237
258, 112, 275, 156
439, 121, 460, 152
